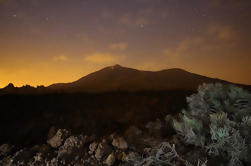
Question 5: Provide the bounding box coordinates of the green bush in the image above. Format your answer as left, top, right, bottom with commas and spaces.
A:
127, 142, 207, 166
173, 83, 251, 166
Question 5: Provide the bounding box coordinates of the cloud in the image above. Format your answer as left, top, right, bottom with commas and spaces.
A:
109, 42, 127, 50
162, 24, 238, 64
207, 24, 236, 41
163, 37, 205, 60
83, 52, 124, 64
53, 55, 68, 62
177, 37, 205, 52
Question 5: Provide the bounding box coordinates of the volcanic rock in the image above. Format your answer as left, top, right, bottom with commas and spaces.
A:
112, 137, 128, 150
95, 140, 112, 160
0, 144, 12, 156
57, 135, 85, 158
89, 142, 98, 154
47, 129, 70, 148
104, 152, 115, 166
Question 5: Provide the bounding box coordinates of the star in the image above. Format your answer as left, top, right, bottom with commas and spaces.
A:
13, 14, 17, 18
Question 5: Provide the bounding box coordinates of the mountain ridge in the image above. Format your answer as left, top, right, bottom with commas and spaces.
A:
47, 65, 245, 92
1, 65, 251, 94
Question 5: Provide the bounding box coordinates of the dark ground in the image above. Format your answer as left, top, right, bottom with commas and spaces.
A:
0, 90, 193, 147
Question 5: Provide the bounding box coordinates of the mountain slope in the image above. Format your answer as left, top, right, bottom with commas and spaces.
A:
48, 64, 231, 92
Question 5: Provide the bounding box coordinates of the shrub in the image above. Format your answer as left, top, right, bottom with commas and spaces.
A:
127, 142, 207, 166
173, 83, 251, 166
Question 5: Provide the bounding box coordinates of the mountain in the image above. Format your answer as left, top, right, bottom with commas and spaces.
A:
1, 65, 250, 94
48, 64, 247, 93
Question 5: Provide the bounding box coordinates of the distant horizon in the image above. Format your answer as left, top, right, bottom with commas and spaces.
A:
1, 64, 251, 89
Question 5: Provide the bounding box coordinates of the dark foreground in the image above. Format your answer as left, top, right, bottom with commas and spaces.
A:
0, 91, 191, 146
0, 119, 222, 166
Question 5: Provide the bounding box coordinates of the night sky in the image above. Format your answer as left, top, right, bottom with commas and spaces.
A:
0, 0, 251, 88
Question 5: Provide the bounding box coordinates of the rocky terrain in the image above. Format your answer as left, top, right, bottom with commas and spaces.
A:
0, 115, 217, 166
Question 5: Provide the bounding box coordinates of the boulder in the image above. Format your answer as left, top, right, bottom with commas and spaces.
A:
117, 152, 127, 161
89, 142, 98, 154
0, 144, 12, 156
57, 135, 86, 158
112, 137, 128, 150
33, 153, 42, 162
104, 152, 115, 166
47, 129, 70, 148
95, 140, 112, 160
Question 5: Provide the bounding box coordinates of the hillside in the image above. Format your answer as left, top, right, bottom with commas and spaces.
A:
48, 65, 232, 93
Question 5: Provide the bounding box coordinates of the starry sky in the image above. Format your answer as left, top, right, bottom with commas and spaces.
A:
0, 0, 251, 88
